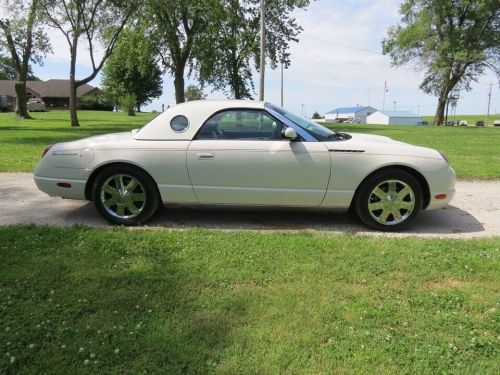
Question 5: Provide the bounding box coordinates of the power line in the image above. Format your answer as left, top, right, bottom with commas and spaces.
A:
301, 34, 381, 55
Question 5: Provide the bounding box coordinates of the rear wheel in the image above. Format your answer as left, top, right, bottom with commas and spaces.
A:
354, 169, 422, 231
92, 165, 159, 225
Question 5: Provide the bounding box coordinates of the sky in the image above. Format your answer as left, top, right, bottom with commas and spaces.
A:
30, 0, 499, 117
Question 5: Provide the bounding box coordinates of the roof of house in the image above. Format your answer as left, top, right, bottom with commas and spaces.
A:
325, 106, 375, 115
372, 110, 420, 118
0, 79, 98, 98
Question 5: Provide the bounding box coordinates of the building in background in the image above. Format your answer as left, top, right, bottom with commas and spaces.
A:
0, 79, 99, 109
324, 106, 376, 123
367, 110, 421, 125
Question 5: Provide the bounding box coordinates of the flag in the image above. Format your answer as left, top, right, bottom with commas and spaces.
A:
384, 81, 389, 92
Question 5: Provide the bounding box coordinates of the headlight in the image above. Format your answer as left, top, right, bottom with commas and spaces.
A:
439, 151, 449, 164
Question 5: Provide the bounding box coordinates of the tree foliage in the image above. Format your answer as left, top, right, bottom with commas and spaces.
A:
0, 54, 40, 80
42, 0, 137, 126
0, 0, 50, 118
145, 0, 213, 104
383, 0, 500, 125
101, 27, 162, 112
199, 0, 310, 99
184, 85, 206, 101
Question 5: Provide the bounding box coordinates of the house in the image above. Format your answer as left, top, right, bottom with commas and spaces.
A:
0, 79, 99, 108
324, 106, 376, 123
367, 110, 421, 125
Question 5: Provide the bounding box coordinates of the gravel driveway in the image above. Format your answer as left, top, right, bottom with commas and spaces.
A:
0, 173, 499, 238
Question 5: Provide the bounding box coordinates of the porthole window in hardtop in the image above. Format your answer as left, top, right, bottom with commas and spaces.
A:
170, 115, 189, 132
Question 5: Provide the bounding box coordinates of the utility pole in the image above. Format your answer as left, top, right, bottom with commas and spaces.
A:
393, 101, 396, 111
301, 104, 304, 117
280, 62, 284, 107
367, 88, 371, 106
486, 83, 492, 126
259, 0, 265, 101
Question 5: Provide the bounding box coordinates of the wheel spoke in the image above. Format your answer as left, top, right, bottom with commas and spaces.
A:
369, 201, 384, 211
396, 186, 411, 201
125, 178, 138, 192
387, 181, 398, 194
127, 203, 140, 215
114, 175, 124, 190
116, 205, 125, 216
103, 184, 116, 195
372, 187, 386, 200
398, 201, 414, 211
130, 193, 146, 202
392, 209, 402, 221
378, 209, 391, 223
104, 196, 117, 207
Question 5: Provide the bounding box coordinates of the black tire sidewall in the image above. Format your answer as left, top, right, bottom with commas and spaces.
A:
355, 169, 423, 231
92, 165, 159, 225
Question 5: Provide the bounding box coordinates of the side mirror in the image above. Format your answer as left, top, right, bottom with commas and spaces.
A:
283, 127, 297, 141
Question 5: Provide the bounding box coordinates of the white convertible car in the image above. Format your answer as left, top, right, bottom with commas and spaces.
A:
34, 100, 455, 230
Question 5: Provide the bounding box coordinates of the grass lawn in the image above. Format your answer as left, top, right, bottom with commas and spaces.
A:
0, 110, 499, 179
0, 226, 498, 374
0, 110, 155, 172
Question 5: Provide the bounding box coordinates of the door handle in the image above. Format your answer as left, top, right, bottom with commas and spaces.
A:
196, 152, 215, 160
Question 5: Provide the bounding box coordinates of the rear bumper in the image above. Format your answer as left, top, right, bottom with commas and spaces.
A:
34, 176, 87, 200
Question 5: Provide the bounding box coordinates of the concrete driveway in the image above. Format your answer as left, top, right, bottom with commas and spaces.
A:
0, 173, 499, 238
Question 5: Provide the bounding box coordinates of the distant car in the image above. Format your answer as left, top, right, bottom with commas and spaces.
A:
34, 100, 456, 231
494, 120, 500, 127
445, 120, 458, 126
27, 98, 46, 112
0, 95, 15, 112
417, 121, 429, 126
459, 120, 468, 127
476, 120, 485, 127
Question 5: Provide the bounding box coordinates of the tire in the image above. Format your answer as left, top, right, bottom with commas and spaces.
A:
354, 169, 423, 231
92, 165, 160, 225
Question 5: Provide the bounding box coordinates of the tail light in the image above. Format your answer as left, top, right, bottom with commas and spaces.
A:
42, 145, 53, 158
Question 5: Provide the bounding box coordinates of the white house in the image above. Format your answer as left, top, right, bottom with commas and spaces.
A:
367, 110, 421, 125
324, 106, 376, 123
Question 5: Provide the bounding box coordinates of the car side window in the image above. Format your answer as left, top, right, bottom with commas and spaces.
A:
196, 110, 285, 140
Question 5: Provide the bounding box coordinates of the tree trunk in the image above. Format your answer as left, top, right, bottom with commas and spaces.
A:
69, 78, 79, 127
14, 79, 32, 119
69, 38, 80, 127
433, 89, 449, 126
174, 68, 185, 103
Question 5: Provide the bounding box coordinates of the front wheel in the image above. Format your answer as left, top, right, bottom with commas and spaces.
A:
92, 166, 160, 225
354, 170, 423, 231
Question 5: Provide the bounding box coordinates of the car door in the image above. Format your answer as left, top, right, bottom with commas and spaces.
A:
186, 109, 331, 206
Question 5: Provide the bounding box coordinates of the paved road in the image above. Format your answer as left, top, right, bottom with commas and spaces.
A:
0, 173, 499, 238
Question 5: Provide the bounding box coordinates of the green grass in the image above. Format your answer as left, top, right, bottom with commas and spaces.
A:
322, 122, 500, 179
0, 110, 499, 179
0, 110, 156, 172
0, 226, 498, 374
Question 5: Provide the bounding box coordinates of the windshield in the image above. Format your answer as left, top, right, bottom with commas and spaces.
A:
267, 103, 337, 141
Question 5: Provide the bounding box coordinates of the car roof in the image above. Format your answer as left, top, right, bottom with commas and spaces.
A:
135, 100, 267, 140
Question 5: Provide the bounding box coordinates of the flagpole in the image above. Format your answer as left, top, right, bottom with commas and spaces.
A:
382, 86, 386, 110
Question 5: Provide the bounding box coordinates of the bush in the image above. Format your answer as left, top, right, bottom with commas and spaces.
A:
118, 94, 137, 116
78, 95, 114, 111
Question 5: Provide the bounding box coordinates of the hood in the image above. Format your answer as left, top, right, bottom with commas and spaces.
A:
325, 132, 442, 159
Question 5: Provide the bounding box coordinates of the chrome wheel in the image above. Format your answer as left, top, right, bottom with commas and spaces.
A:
368, 179, 415, 226
100, 174, 146, 219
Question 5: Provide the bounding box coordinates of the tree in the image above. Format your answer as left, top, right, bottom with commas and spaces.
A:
312, 111, 321, 119
101, 27, 162, 112
42, 0, 137, 126
0, 0, 50, 118
184, 84, 206, 101
145, 0, 212, 104
383, 0, 500, 125
0, 54, 41, 80
198, 0, 310, 99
